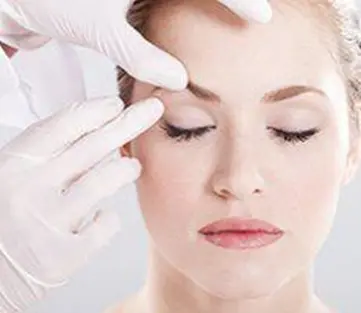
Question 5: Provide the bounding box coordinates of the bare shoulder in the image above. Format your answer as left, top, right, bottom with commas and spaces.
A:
103, 294, 141, 313
311, 296, 337, 313
103, 299, 130, 313
103, 303, 122, 313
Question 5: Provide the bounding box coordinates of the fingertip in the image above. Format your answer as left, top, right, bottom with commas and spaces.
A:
153, 58, 189, 91
120, 22, 189, 91
139, 59, 188, 91
133, 50, 188, 91
120, 156, 142, 177
129, 158, 142, 176
139, 97, 165, 119
218, 0, 273, 24
254, 1, 273, 24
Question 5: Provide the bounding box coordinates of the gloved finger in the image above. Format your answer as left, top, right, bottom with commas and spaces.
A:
41, 209, 122, 279
0, 11, 50, 49
77, 209, 121, 256
217, 0, 272, 23
115, 21, 188, 91
44, 98, 163, 187
43, 156, 141, 233
2, 96, 125, 162
21, 209, 121, 285
0, 11, 29, 35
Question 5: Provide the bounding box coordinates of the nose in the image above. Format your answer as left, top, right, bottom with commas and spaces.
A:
211, 140, 265, 201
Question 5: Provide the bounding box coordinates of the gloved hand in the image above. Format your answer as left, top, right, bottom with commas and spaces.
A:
0, 0, 272, 91
0, 96, 164, 312
0, 11, 49, 50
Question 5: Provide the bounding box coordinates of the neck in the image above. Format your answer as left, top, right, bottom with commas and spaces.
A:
136, 247, 330, 313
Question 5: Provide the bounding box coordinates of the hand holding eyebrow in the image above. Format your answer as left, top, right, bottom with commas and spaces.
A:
0, 0, 272, 311
0, 0, 272, 89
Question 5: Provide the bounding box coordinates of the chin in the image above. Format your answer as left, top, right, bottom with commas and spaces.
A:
186, 268, 287, 300
196, 282, 279, 300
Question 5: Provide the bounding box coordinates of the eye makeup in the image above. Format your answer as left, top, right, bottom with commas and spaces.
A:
160, 119, 320, 145
155, 86, 323, 146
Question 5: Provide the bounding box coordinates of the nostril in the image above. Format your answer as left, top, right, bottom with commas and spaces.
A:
215, 187, 262, 200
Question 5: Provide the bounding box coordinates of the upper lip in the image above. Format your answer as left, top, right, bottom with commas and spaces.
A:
198, 217, 284, 235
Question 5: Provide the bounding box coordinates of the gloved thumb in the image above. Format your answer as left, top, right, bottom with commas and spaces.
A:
101, 21, 188, 91
218, 0, 272, 23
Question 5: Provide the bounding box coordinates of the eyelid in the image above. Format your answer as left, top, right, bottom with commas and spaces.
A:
163, 119, 215, 130
162, 105, 215, 127
161, 121, 319, 145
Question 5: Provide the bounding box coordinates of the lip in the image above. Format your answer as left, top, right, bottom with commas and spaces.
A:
198, 218, 284, 250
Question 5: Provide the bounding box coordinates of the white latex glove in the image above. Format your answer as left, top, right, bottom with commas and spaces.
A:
0, 0, 272, 90
218, 0, 272, 22
0, 96, 164, 312
0, 11, 49, 50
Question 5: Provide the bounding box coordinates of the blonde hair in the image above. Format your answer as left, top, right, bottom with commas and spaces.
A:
116, 0, 361, 132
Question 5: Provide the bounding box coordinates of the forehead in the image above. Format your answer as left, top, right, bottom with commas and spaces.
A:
147, 0, 344, 106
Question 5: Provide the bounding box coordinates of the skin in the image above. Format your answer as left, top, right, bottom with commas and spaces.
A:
114, 1, 361, 312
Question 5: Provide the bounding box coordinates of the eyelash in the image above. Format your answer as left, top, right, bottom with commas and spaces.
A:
160, 121, 320, 144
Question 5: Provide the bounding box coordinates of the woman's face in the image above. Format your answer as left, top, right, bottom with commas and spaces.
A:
123, 0, 360, 299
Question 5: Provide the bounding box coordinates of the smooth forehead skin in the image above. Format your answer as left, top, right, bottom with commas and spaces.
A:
145, 0, 347, 118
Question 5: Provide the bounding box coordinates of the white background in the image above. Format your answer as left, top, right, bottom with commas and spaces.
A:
19, 12, 361, 313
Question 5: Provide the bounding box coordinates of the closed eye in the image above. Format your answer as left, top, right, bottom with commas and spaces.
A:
268, 127, 319, 144
160, 122, 215, 142
160, 121, 320, 144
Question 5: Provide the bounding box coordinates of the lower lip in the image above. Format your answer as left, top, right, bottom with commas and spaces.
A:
201, 230, 284, 250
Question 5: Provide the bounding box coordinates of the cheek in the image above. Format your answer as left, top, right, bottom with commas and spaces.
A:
278, 124, 348, 255
129, 114, 348, 266
130, 126, 213, 234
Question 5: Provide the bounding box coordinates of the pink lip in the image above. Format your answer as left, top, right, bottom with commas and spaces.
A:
198, 218, 284, 250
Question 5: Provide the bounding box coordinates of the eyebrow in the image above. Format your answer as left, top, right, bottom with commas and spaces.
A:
153, 82, 327, 103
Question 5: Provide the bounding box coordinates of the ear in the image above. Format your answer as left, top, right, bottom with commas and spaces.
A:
119, 142, 133, 158
342, 104, 361, 185
341, 134, 361, 186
